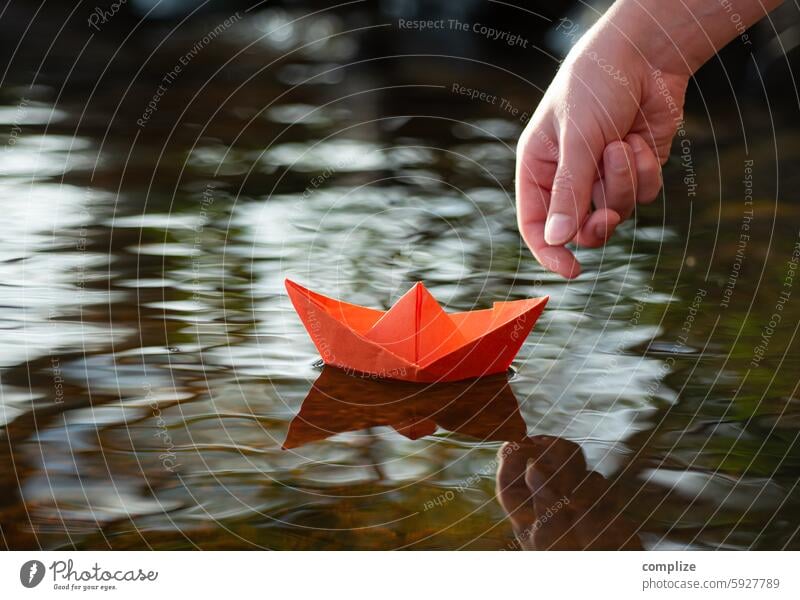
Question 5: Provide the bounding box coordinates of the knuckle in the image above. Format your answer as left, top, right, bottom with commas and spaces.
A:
639, 186, 661, 204
611, 158, 634, 176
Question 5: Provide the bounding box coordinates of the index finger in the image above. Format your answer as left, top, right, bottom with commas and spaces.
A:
516, 133, 582, 279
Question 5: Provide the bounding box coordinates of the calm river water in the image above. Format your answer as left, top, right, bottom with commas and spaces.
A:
1, 1, 799, 549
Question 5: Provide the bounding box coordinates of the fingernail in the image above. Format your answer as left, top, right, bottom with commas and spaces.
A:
544, 213, 575, 245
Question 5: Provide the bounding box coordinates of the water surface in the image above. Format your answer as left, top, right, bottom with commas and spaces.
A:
1, 2, 799, 550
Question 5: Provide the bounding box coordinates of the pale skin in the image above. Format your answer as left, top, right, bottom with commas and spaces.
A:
517, 0, 785, 278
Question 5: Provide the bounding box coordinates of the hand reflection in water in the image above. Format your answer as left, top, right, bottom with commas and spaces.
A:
496, 436, 642, 550
288, 367, 642, 550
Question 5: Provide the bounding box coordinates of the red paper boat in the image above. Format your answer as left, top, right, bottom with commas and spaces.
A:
285, 279, 548, 382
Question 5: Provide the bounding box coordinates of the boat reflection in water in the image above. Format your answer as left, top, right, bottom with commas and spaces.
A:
283, 367, 527, 448
285, 367, 641, 550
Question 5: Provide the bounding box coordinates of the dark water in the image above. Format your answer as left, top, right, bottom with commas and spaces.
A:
1, 2, 800, 550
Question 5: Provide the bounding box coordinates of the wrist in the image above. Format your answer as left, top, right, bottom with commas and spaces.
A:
602, 0, 784, 77
603, 0, 711, 76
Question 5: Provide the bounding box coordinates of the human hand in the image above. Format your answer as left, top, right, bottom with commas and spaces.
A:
518, 0, 784, 278
516, 12, 689, 278
495, 437, 643, 550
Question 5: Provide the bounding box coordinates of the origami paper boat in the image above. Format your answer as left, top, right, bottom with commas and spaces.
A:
285, 279, 548, 382
283, 367, 527, 449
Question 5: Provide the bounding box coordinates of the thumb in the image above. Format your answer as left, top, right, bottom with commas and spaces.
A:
544, 129, 602, 246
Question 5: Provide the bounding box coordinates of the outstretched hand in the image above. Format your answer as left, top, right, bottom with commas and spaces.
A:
516, 11, 689, 278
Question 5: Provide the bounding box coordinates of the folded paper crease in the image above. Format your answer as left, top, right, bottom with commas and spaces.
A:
285, 278, 548, 382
